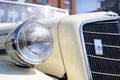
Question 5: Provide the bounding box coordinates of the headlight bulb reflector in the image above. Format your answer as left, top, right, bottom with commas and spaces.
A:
5, 22, 53, 65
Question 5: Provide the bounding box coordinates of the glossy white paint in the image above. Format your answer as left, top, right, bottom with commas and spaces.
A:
0, 61, 54, 80
35, 17, 66, 78
36, 11, 118, 80
0, 11, 119, 80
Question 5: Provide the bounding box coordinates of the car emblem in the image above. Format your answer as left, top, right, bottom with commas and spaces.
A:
94, 39, 103, 55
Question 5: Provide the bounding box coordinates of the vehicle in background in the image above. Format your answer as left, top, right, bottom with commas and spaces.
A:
0, 1, 69, 23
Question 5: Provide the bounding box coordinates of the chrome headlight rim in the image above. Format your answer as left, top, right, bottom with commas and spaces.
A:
6, 21, 53, 65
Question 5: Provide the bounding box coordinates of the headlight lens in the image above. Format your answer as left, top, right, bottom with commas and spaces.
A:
5, 22, 53, 65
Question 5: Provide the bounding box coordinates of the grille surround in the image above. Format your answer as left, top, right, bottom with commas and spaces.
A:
81, 20, 120, 80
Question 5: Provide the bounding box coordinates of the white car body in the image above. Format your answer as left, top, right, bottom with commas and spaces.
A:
0, 11, 119, 80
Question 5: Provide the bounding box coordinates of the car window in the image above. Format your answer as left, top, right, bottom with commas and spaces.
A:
0, 1, 69, 23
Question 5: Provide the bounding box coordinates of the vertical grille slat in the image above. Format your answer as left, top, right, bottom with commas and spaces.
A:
82, 21, 120, 80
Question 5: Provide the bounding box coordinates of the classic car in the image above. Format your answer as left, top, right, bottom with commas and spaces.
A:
0, 1, 120, 80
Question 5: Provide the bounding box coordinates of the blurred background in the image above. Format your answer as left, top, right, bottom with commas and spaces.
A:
0, 0, 119, 22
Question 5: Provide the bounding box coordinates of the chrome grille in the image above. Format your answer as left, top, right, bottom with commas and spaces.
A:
83, 21, 120, 80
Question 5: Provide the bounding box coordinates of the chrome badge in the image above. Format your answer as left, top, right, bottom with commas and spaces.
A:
94, 39, 103, 55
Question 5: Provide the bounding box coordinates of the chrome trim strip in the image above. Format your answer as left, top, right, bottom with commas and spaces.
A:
85, 43, 120, 49
80, 24, 93, 80
92, 71, 120, 77
88, 55, 120, 61
83, 31, 120, 36
79, 18, 118, 80
95, 21, 119, 24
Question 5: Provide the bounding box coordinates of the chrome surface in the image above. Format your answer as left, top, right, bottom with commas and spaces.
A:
92, 71, 120, 77
88, 55, 120, 61
85, 43, 120, 49
5, 22, 53, 65
80, 23, 93, 80
80, 19, 119, 80
84, 31, 120, 36
81, 20, 120, 80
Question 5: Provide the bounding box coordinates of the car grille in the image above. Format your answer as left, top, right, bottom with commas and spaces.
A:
83, 20, 120, 80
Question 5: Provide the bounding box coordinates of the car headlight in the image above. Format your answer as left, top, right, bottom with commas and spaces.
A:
5, 22, 53, 67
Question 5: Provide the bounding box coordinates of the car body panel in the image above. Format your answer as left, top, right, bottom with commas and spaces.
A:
34, 12, 119, 80
0, 61, 54, 80
0, 11, 119, 80
35, 17, 66, 78
58, 12, 118, 80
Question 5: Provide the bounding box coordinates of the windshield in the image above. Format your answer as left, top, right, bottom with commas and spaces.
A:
0, 1, 69, 23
